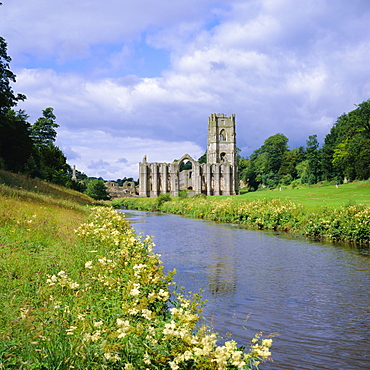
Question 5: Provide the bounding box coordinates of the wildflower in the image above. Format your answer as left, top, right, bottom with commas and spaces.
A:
104, 353, 121, 361
116, 318, 130, 338
143, 352, 151, 365
129, 283, 140, 296
68, 281, 79, 289
169, 361, 179, 370
141, 309, 152, 320
90, 330, 101, 342
66, 326, 77, 335
46, 275, 58, 286
94, 321, 103, 328
85, 261, 93, 269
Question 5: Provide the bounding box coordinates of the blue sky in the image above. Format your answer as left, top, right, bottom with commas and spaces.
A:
1, 0, 370, 180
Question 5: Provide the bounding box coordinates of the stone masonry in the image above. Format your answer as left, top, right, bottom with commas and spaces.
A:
139, 114, 238, 197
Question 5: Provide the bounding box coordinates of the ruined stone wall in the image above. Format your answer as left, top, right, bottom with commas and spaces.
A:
139, 114, 238, 197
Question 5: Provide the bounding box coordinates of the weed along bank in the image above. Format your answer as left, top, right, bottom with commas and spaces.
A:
0, 172, 273, 369
139, 113, 239, 197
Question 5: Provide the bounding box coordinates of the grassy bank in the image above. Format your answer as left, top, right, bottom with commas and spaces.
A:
1, 171, 272, 369
113, 181, 370, 245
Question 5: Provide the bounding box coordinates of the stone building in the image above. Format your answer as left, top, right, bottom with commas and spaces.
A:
105, 181, 137, 198
139, 113, 238, 197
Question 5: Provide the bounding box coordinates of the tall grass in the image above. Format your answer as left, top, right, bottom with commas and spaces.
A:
1, 171, 273, 369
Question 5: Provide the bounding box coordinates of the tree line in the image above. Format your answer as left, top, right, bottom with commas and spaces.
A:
237, 100, 370, 191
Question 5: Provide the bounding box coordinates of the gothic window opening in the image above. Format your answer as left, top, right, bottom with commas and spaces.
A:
219, 129, 226, 141
220, 152, 227, 162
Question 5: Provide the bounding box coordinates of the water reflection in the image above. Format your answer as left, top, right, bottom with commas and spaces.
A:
120, 210, 370, 370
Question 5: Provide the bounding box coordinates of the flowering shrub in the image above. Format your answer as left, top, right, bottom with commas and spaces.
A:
302, 205, 370, 243
21, 207, 272, 369
118, 196, 370, 244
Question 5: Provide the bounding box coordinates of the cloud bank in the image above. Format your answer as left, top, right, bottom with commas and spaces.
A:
1, 0, 370, 179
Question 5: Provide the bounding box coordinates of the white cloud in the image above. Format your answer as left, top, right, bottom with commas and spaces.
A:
2, 0, 370, 179
56, 129, 204, 180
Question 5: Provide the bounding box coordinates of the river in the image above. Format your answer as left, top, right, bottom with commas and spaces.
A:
120, 209, 370, 370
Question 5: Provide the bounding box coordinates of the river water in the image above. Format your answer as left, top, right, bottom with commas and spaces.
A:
120, 210, 370, 370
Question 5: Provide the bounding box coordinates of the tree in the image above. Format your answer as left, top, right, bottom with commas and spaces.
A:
328, 100, 370, 181
278, 147, 305, 183
321, 124, 342, 181
0, 37, 26, 114
0, 36, 29, 171
261, 133, 289, 175
304, 135, 321, 184
246, 133, 289, 189
85, 180, 111, 200
0, 109, 33, 172
198, 152, 207, 164
30, 107, 59, 147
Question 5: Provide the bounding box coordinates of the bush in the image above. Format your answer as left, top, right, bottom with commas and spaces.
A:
85, 179, 110, 200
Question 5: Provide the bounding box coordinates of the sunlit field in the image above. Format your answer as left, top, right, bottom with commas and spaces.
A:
236, 181, 370, 210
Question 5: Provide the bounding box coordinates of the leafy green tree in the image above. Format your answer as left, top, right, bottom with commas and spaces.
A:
198, 152, 207, 164
332, 100, 370, 180
85, 180, 111, 200
321, 124, 342, 181
0, 37, 26, 114
278, 147, 305, 182
304, 135, 322, 184
245, 134, 289, 189
261, 133, 289, 174
30, 107, 59, 147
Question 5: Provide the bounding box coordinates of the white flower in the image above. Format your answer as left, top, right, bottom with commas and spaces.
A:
129, 283, 140, 296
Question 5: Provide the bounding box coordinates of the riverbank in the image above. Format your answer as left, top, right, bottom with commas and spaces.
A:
0, 170, 272, 369
112, 181, 370, 245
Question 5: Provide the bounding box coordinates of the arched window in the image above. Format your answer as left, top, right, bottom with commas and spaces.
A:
220, 152, 227, 162
219, 129, 226, 141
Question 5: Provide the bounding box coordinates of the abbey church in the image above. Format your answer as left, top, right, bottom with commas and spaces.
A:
139, 113, 238, 197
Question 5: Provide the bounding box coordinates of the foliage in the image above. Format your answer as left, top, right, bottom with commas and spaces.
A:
117, 183, 370, 244
85, 179, 111, 200
178, 190, 188, 199
0, 109, 34, 172
198, 151, 207, 164
30, 107, 59, 147
0, 36, 26, 114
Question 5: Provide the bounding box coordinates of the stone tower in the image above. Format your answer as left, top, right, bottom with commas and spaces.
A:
139, 113, 238, 197
207, 113, 236, 166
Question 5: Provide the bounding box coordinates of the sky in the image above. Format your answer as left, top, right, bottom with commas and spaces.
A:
1, 0, 370, 180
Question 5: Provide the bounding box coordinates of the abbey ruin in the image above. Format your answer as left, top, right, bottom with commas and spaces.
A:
139, 113, 238, 197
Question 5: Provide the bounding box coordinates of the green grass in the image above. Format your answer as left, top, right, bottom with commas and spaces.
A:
236, 181, 370, 209
0, 170, 272, 369
114, 180, 370, 244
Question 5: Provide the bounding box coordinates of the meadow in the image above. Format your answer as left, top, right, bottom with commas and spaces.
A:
113, 181, 370, 245
0, 170, 272, 369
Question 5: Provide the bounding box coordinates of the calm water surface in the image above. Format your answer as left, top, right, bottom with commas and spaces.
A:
120, 210, 370, 370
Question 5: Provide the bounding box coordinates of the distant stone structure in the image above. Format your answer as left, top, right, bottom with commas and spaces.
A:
105, 181, 137, 198
139, 113, 238, 197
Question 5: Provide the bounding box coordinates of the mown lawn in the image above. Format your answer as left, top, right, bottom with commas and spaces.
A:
237, 181, 370, 209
